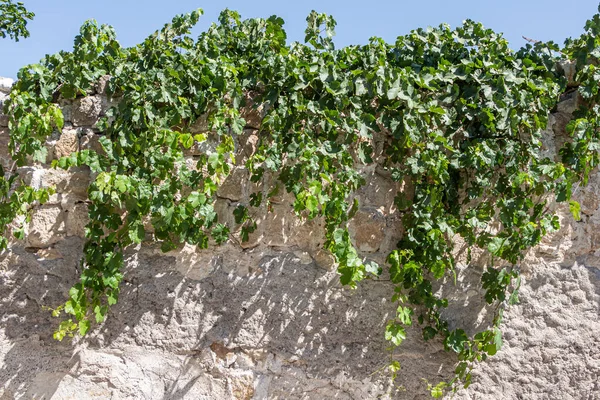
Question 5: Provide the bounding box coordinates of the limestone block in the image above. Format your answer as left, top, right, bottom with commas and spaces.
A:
217, 167, 248, 202
189, 111, 213, 134
240, 92, 268, 129
65, 202, 89, 237
26, 205, 66, 248
214, 198, 235, 228
557, 89, 582, 114
79, 130, 104, 154
553, 91, 583, 148
348, 208, 386, 252
53, 129, 79, 159
96, 75, 111, 95
0, 127, 11, 169
311, 248, 336, 270
263, 203, 294, 247
72, 95, 102, 126
40, 167, 90, 202
291, 214, 326, 252
60, 103, 72, 123
235, 129, 259, 165
355, 170, 400, 215
0, 95, 7, 126
377, 215, 404, 255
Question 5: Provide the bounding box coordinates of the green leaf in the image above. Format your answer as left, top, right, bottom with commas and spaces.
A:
211, 223, 230, 244
365, 260, 382, 276
194, 134, 207, 143
423, 326, 437, 341
305, 195, 318, 214
69, 285, 82, 301
233, 205, 248, 224
396, 305, 413, 326
429, 382, 446, 398
385, 321, 406, 346
487, 237, 505, 256
389, 360, 401, 373
569, 200, 581, 221
107, 291, 118, 305
485, 343, 497, 356
114, 175, 128, 193
231, 117, 245, 134
128, 224, 145, 244
179, 133, 194, 149
445, 329, 468, 353
79, 319, 91, 336
188, 191, 206, 207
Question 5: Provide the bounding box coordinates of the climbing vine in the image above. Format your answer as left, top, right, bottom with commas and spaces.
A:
3, 6, 600, 396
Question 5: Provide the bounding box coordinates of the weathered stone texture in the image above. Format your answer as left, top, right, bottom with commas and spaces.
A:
72, 95, 102, 127
53, 129, 80, 159
25, 205, 66, 248
0, 80, 598, 400
0, 89, 8, 127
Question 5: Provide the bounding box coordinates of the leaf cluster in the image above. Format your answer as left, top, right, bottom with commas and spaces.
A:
0, 0, 34, 41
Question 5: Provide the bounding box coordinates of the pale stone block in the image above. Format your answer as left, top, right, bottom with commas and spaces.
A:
26, 205, 65, 248
72, 95, 102, 126
54, 129, 79, 159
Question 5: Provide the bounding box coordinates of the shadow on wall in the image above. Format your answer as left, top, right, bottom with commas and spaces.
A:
2, 232, 597, 399
92, 245, 462, 399
0, 238, 83, 399
0, 236, 469, 399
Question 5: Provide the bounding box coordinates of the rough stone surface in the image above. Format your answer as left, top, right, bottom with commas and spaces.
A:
95, 75, 111, 95
348, 208, 386, 252
79, 129, 104, 154
0, 127, 11, 169
53, 129, 79, 159
217, 167, 249, 202
65, 202, 89, 237
240, 92, 268, 129
0, 91, 8, 127
25, 205, 66, 248
72, 96, 102, 126
0, 78, 598, 400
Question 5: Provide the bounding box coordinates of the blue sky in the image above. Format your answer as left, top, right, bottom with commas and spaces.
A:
1, 0, 599, 78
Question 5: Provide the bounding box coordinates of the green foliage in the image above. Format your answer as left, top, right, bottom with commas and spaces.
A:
4, 5, 600, 397
0, 0, 34, 41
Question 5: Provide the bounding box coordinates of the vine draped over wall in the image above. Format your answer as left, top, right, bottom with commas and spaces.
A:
2, 6, 600, 397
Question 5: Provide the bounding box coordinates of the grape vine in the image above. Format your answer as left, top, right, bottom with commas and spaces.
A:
0, 0, 34, 41
3, 6, 600, 397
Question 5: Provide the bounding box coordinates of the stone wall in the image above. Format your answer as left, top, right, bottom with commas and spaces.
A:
0, 77, 598, 399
